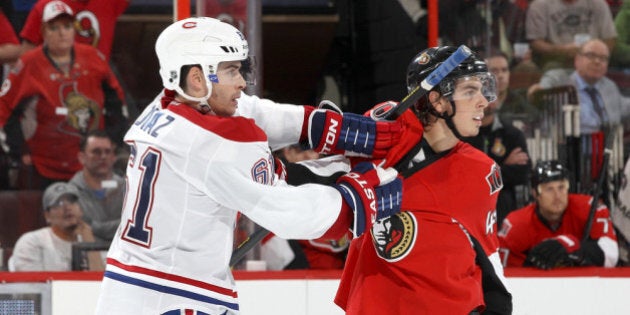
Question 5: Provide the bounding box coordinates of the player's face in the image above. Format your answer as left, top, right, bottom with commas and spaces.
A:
42, 17, 75, 53
45, 195, 83, 231
449, 77, 491, 137
79, 136, 116, 178
209, 60, 246, 116
535, 180, 569, 222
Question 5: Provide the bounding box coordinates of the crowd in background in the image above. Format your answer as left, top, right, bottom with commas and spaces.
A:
1, 0, 630, 272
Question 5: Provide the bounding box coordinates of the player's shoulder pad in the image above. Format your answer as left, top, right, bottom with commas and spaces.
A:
168, 103, 267, 143
452, 141, 498, 173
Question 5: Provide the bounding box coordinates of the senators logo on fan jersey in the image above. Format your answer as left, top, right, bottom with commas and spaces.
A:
370, 212, 417, 262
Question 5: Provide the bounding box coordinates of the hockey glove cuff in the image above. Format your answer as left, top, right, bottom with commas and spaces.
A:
333, 162, 402, 238
568, 239, 605, 266
308, 101, 402, 158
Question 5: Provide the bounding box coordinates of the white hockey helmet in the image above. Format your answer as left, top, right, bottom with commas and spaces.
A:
155, 17, 251, 103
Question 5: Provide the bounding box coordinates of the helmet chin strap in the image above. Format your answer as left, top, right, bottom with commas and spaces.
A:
439, 100, 464, 139
175, 82, 213, 114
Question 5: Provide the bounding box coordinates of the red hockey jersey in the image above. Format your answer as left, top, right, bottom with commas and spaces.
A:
335, 139, 504, 314
498, 194, 618, 267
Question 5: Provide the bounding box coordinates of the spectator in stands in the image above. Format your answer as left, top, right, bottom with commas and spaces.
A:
9, 182, 104, 271
611, 0, 630, 68
485, 50, 539, 134
462, 57, 532, 224
526, 0, 618, 71
528, 39, 630, 135
69, 130, 124, 244
498, 160, 618, 269
0, 1, 128, 190
19, 0, 130, 61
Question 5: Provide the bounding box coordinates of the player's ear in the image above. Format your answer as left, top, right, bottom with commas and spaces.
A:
186, 67, 205, 93
428, 91, 445, 113
190, 67, 204, 85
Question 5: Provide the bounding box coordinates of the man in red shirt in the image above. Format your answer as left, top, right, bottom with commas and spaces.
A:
0, 1, 127, 188
498, 160, 619, 269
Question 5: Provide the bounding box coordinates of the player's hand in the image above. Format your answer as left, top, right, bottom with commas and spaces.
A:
333, 162, 402, 237
525, 235, 580, 269
308, 100, 402, 158
503, 147, 529, 166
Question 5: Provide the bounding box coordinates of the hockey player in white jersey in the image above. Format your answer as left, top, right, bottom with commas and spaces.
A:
94, 17, 403, 315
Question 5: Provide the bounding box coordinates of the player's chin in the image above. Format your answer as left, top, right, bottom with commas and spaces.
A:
460, 126, 481, 137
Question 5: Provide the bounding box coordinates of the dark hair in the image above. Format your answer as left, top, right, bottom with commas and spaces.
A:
483, 48, 510, 64
79, 129, 114, 152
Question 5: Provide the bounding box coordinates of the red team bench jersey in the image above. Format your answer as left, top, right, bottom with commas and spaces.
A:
499, 194, 618, 267
336, 140, 506, 314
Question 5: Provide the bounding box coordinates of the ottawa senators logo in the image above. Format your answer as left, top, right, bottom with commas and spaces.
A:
416, 52, 431, 65
370, 212, 417, 262
491, 138, 506, 157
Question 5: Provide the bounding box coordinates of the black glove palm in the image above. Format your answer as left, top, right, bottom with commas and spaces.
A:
525, 239, 574, 270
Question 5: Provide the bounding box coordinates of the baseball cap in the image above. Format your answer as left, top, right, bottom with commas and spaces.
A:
43, 182, 79, 210
42, 1, 74, 23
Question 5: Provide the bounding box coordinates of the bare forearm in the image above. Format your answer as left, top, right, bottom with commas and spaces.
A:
0, 44, 21, 64
530, 39, 579, 59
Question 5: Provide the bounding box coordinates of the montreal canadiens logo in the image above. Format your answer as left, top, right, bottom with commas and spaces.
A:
370, 211, 417, 262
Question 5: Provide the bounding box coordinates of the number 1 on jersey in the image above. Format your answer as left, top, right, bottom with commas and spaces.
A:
121, 147, 162, 247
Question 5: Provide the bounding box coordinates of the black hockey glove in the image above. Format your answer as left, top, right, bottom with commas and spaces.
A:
568, 239, 605, 267
525, 235, 580, 270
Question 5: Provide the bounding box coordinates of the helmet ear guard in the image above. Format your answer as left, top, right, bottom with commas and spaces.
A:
155, 17, 252, 104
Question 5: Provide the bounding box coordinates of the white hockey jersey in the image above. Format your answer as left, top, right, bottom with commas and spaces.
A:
95, 92, 344, 315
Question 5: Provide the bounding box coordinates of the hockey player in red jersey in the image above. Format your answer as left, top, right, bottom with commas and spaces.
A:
334, 46, 512, 315
95, 17, 404, 315
498, 160, 618, 269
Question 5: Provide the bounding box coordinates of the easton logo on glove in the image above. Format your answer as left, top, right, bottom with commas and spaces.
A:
333, 162, 402, 237
318, 114, 341, 155
308, 101, 403, 158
